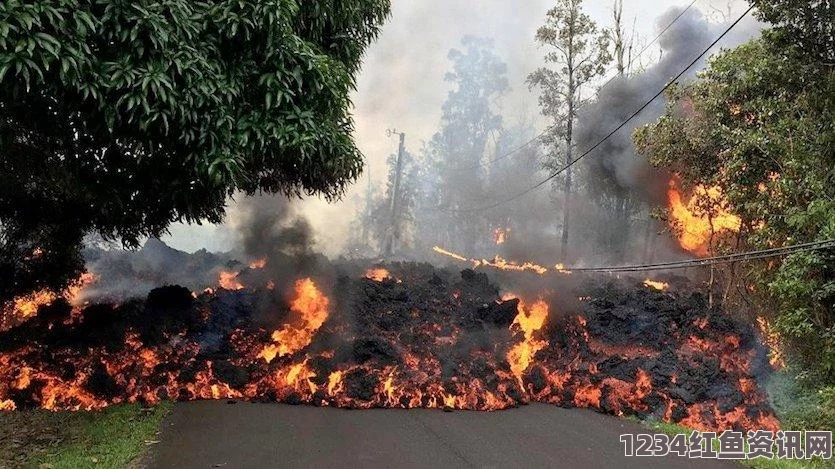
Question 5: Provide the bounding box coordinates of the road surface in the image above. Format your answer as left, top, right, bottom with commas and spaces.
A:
143, 401, 736, 468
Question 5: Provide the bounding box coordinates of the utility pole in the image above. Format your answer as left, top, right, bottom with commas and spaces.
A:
382, 129, 405, 257
361, 165, 372, 249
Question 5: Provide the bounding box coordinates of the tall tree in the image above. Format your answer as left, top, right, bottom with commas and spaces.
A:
634, 0, 834, 380
0, 0, 390, 301
417, 36, 508, 252
611, 0, 626, 75
528, 0, 610, 258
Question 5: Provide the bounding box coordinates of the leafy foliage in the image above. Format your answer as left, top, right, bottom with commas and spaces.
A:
634, 2, 834, 380
527, 0, 610, 257
415, 36, 509, 252
0, 0, 390, 300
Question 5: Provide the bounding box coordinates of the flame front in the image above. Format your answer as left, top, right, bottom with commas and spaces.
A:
259, 278, 329, 363
364, 268, 391, 282
667, 180, 741, 254
0, 271, 779, 433
432, 246, 561, 276
506, 297, 549, 386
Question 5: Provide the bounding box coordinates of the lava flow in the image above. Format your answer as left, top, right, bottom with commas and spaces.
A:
0, 264, 779, 433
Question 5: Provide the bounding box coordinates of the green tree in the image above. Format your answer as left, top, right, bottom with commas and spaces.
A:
417, 36, 508, 252
634, 1, 834, 380
528, 0, 610, 259
0, 0, 390, 301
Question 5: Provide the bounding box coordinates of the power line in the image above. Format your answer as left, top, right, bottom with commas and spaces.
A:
439, 4, 754, 213
447, 0, 699, 173
432, 240, 835, 273
568, 240, 835, 272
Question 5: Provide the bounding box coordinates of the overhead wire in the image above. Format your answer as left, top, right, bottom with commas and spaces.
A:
438, 4, 754, 213
446, 0, 700, 173
567, 239, 835, 272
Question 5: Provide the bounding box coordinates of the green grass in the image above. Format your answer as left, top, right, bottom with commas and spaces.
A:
642, 420, 831, 469
0, 402, 171, 469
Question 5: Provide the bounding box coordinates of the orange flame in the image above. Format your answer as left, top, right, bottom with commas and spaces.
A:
1, 272, 98, 329
432, 246, 557, 276
474, 256, 548, 275
505, 296, 549, 386
493, 228, 509, 245
432, 246, 469, 262
667, 180, 741, 255
219, 271, 244, 290
259, 278, 329, 363
756, 316, 785, 369
364, 268, 391, 282
643, 279, 669, 291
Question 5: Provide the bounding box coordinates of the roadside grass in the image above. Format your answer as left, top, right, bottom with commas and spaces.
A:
0, 402, 171, 469
643, 420, 830, 469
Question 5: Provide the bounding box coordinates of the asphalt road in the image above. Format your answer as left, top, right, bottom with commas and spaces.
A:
144, 401, 737, 469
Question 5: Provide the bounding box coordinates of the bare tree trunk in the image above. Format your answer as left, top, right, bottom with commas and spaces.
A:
612, 0, 625, 75
561, 68, 575, 259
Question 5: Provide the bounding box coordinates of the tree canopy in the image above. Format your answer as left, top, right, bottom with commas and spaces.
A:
635, 0, 834, 380
0, 0, 390, 300
416, 36, 508, 252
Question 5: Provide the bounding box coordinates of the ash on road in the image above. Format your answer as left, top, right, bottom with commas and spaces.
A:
143, 401, 736, 469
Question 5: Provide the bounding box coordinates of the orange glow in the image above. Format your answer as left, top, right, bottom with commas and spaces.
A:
554, 263, 571, 275
432, 246, 469, 262
364, 268, 391, 282
219, 271, 244, 290
432, 246, 551, 275
259, 278, 329, 363
474, 256, 548, 275
493, 228, 509, 245
756, 316, 785, 369
6, 289, 58, 320
506, 297, 549, 385
667, 180, 741, 255
643, 279, 669, 291
1, 272, 97, 329
64, 272, 97, 307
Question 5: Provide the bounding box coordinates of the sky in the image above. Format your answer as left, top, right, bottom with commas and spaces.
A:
163, 0, 755, 255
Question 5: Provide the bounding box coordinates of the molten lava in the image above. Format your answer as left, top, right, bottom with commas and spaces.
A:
667, 180, 741, 255
0, 267, 779, 433
1, 272, 98, 331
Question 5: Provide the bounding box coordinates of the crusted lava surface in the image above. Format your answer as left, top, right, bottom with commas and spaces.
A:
0, 263, 778, 432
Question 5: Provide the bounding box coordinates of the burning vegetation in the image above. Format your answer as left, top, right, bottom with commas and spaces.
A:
0, 261, 779, 433
666, 180, 742, 255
